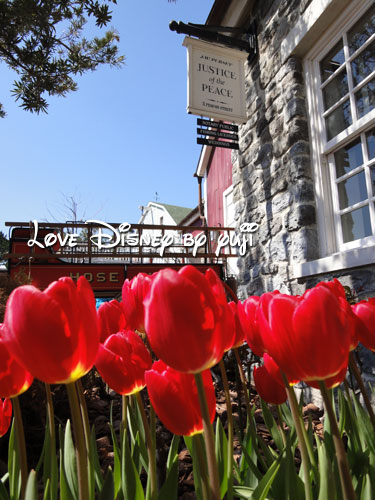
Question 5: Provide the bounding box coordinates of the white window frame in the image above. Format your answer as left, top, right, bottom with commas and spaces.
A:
297, 0, 375, 278
223, 184, 235, 228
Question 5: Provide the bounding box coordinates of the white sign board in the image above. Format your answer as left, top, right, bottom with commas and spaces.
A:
183, 36, 248, 124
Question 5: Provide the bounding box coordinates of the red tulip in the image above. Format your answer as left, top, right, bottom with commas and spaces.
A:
122, 273, 152, 333
0, 398, 12, 437
145, 360, 216, 436
98, 299, 127, 343
144, 265, 230, 373
316, 279, 358, 350
253, 364, 287, 405
263, 353, 285, 387
0, 326, 33, 398
352, 298, 375, 351
308, 364, 348, 390
228, 301, 245, 349
237, 296, 264, 357
205, 269, 235, 352
3, 277, 99, 384
95, 330, 152, 395
257, 284, 353, 385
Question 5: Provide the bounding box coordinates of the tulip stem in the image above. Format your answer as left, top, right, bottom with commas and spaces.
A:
348, 351, 375, 430
234, 348, 252, 423
136, 391, 158, 500
76, 379, 95, 498
194, 372, 221, 500
282, 375, 312, 500
76, 380, 91, 450
121, 395, 128, 443
219, 358, 234, 500
193, 434, 210, 500
66, 383, 89, 500
45, 383, 58, 499
275, 404, 287, 447
12, 396, 27, 500
318, 381, 357, 500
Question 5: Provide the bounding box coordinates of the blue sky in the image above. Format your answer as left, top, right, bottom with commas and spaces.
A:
0, 0, 214, 237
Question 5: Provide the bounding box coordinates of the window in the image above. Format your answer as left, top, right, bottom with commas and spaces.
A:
305, 0, 375, 257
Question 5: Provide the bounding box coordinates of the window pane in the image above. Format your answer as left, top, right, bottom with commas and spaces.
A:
320, 40, 345, 82
322, 71, 348, 110
366, 128, 375, 160
338, 171, 367, 209
351, 39, 375, 86
348, 4, 375, 55
325, 99, 352, 140
334, 137, 363, 177
372, 167, 375, 196
341, 205, 372, 242
355, 78, 375, 117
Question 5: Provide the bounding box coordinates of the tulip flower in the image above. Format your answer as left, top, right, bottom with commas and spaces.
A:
257, 284, 353, 385
145, 360, 216, 436
95, 330, 152, 395
205, 269, 235, 352
228, 301, 245, 349
144, 265, 231, 373
0, 398, 12, 437
3, 276, 99, 384
316, 279, 358, 350
352, 298, 375, 351
98, 299, 128, 343
262, 353, 285, 387
253, 364, 287, 405
122, 273, 152, 333
237, 295, 264, 357
0, 327, 33, 398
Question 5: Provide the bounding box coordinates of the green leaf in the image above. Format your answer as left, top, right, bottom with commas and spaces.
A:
158, 456, 178, 500
232, 485, 255, 499
260, 399, 284, 452
121, 430, 145, 500
24, 470, 38, 500
59, 425, 75, 500
0, 473, 10, 500
127, 402, 148, 473
184, 436, 203, 500
63, 420, 78, 500
251, 450, 283, 500
215, 418, 228, 499
166, 435, 180, 475
316, 437, 336, 500
360, 473, 373, 500
43, 480, 51, 500
238, 420, 261, 488
42, 418, 58, 500
99, 468, 115, 500
109, 423, 122, 498
90, 426, 104, 493
8, 420, 21, 500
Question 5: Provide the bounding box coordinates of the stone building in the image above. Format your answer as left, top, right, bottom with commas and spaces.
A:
202, 0, 375, 301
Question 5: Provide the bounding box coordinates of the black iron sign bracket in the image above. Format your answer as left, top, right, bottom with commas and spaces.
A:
169, 20, 257, 61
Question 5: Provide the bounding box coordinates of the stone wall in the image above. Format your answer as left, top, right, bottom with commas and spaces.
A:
233, 0, 375, 301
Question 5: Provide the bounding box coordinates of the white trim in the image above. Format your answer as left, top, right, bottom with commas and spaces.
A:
196, 145, 212, 177
304, 0, 375, 260
292, 244, 375, 278
223, 184, 234, 227
281, 0, 354, 62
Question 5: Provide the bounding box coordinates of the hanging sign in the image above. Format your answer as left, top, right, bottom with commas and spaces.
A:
183, 37, 248, 124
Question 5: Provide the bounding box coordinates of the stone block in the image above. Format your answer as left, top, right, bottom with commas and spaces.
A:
284, 97, 307, 123
285, 204, 316, 231
291, 228, 319, 262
